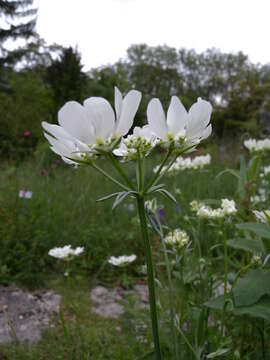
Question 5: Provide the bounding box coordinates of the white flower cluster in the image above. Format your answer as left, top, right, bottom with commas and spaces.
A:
264, 165, 270, 176
164, 229, 189, 249
48, 245, 84, 259
145, 198, 158, 213
154, 154, 211, 174
108, 254, 136, 267
244, 138, 270, 153
253, 210, 270, 223
250, 194, 266, 204
113, 126, 158, 160
169, 154, 211, 172
19, 190, 32, 199
42, 87, 212, 165
191, 199, 237, 219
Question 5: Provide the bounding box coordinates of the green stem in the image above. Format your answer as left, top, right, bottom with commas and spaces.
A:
137, 196, 162, 360
108, 153, 136, 190
175, 324, 198, 359
91, 163, 130, 191
146, 148, 173, 191
221, 235, 228, 335
137, 149, 144, 193
151, 144, 197, 189
148, 214, 179, 360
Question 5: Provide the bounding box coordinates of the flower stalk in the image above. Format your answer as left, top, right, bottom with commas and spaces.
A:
137, 195, 162, 360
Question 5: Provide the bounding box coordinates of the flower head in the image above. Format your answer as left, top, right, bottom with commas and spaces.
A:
42, 87, 141, 164
113, 125, 158, 160
48, 245, 84, 259
19, 190, 32, 199
147, 96, 212, 150
244, 138, 270, 153
164, 229, 189, 249
108, 254, 136, 267
192, 199, 237, 219
24, 130, 31, 138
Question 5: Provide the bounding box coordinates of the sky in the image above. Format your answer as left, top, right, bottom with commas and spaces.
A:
36, 0, 270, 70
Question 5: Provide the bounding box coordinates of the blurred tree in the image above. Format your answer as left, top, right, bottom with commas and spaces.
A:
0, 68, 53, 158
45, 46, 88, 117
0, 0, 37, 89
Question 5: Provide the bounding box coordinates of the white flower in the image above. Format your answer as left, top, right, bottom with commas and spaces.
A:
145, 198, 158, 213
108, 255, 136, 267
42, 87, 141, 164
192, 199, 237, 219
221, 199, 237, 215
19, 190, 32, 199
264, 165, 270, 176
253, 210, 270, 223
168, 154, 211, 172
48, 245, 84, 259
164, 229, 189, 249
113, 125, 158, 160
147, 96, 212, 148
251, 194, 266, 204
244, 138, 270, 152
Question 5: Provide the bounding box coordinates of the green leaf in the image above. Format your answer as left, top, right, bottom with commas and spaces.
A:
112, 191, 132, 210
146, 183, 165, 194
156, 189, 177, 203
227, 237, 266, 254
207, 348, 230, 359
247, 155, 261, 181
236, 223, 270, 240
216, 168, 240, 180
232, 296, 270, 322
233, 269, 270, 307
204, 295, 233, 311
96, 192, 120, 202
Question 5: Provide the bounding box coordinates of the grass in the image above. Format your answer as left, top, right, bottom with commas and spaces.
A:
2, 142, 269, 359
0, 144, 237, 287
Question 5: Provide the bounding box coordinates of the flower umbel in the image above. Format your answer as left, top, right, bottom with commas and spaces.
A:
147, 96, 212, 150
42, 87, 141, 164
108, 255, 137, 267
164, 229, 189, 249
48, 245, 84, 259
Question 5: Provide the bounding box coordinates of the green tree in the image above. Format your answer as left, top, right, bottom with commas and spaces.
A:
0, 0, 37, 88
45, 46, 88, 116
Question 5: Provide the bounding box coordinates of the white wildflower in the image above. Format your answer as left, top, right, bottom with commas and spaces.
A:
48, 245, 84, 259
169, 154, 211, 172
244, 138, 270, 153
192, 199, 237, 219
108, 255, 136, 267
145, 199, 158, 213
147, 96, 212, 150
164, 229, 189, 249
251, 194, 266, 204
264, 165, 270, 176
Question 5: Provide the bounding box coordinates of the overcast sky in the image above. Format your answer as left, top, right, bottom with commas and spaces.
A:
36, 0, 270, 70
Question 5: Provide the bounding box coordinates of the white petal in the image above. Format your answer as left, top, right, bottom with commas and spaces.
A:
186, 98, 212, 140
147, 98, 167, 140
201, 124, 212, 140
114, 90, 142, 136
114, 86, 122, 121
58, 101, 95, 144
44, 133, 73, 158
42, 121, 73, 140
167, 96, 188, 134
83, 97, 115, 141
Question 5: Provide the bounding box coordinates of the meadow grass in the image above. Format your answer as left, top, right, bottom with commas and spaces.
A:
1, 145, 258, 360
